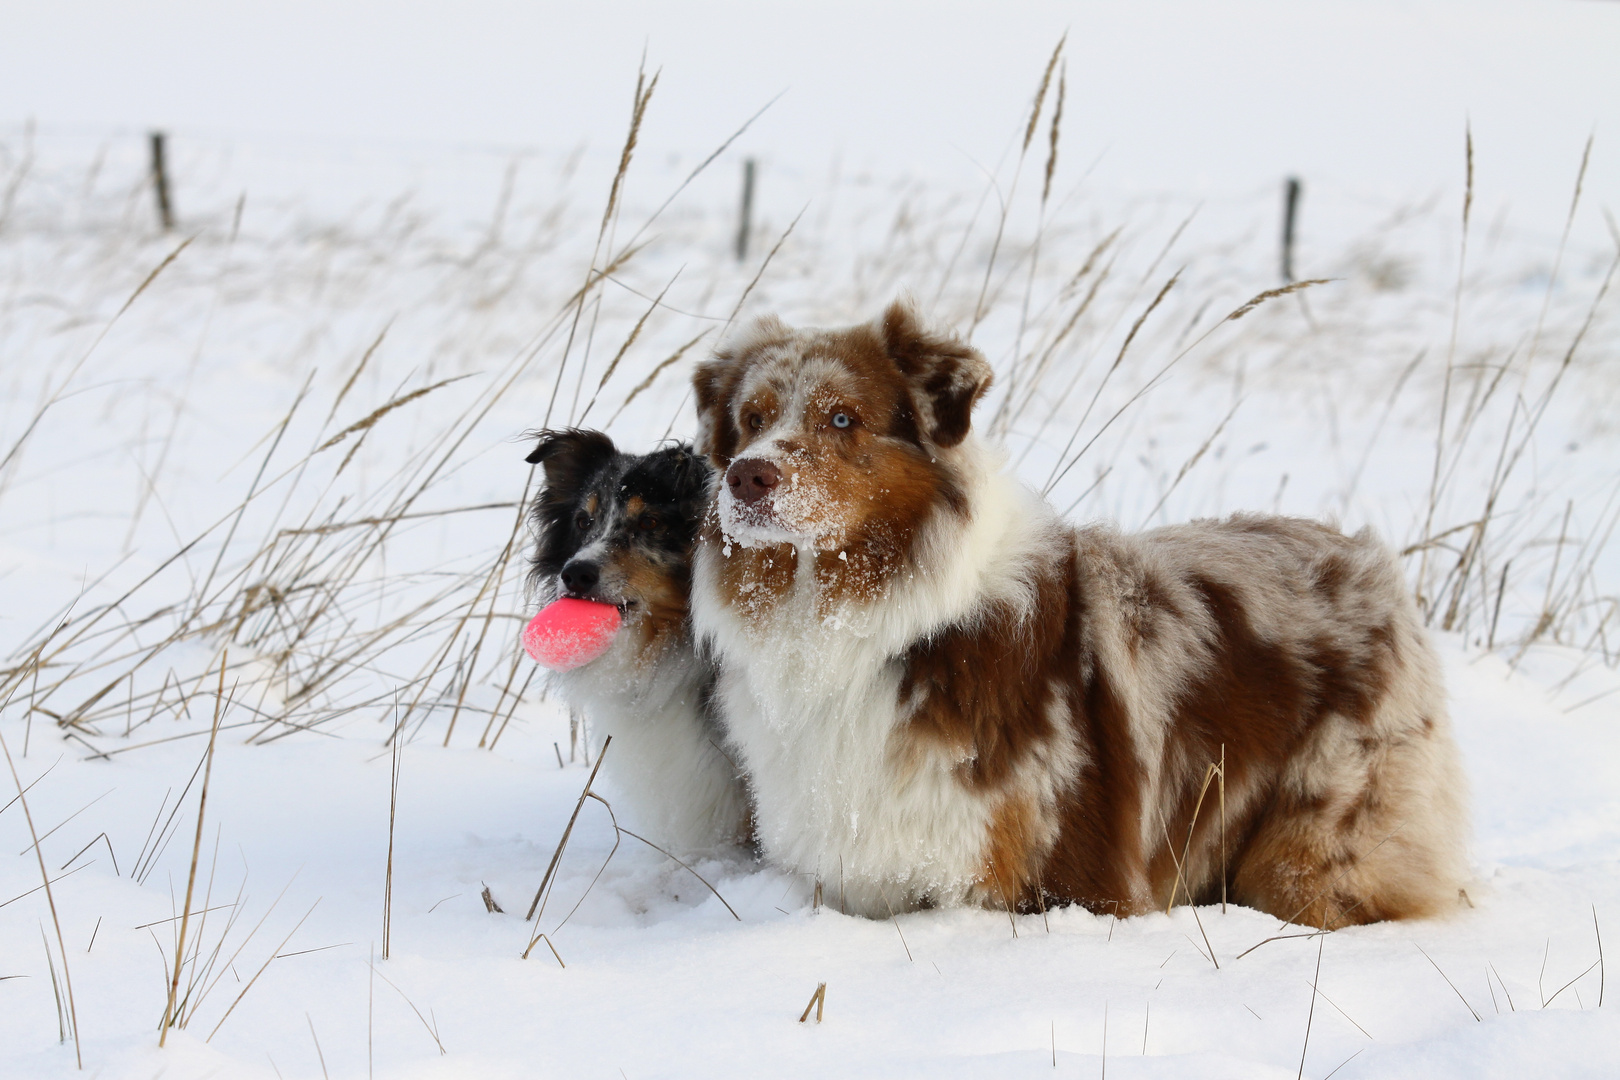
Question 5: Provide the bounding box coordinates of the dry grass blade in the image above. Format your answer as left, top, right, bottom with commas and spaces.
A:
318, 374, 477, 454
525, 737, 612, 926
1043, 269, 1182, 494
1223, 278, 1333, 323
324, 321, 392, 428
608, 329, 713, 425
1101, 1000, 1109, 1079
19, 788, 113, 856
1597, 906, 1606, 1007
1236, 930, 1333, 962
1, 627, 84, 1067
306, 1013, 330, 1080
382, 706, 402, 959
721, 204, 808, 334
1042, 61, 1066, 206
1427, 246, 1618, 637
602, 66, 658, 236
548, 792, 626, 933
876, 884, 913, 962
275, 502, 517, 538
577, 267, 682, 423
1047, 274, 1334, 499
1321, 1049, 1365, 1080
1400, 519, 1487, 557
206, 898, 320, 1042
1307, 980, 1373, 1039
1000, 234, 1119, 443
1023, 34, 1067, 153
1416, 943, 1481, 1022
798, 982, 827, 1024
987, 860, 1019, 938
1526, 133, 1591, 369
1296, 932, 1326, 1080
1153, 805, 1219, 969
0, 755, 58, 820
1419, 126, 1474, 604
181, 873, 302, 1023
969, 37, 1066, 336
41, 922, 68, 1045
160, 653, 229, 1045
59, 831, 119, 875
546, 59, 658, 429
1542, 960, 1600, 1009
441, 497, 531, 748
116, 234, 199, 322
613, 823, 740, 921
1144, 399, 1241, 523
2, 729, 83, 1067
364, 959, 448, 1054
1490, 962, 1517, 1011
1, 234, 195, 479
999, 59, 1069, 435
619, 89, 786, 255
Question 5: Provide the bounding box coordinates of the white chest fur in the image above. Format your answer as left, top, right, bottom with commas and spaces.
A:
693, 441, 1062, 915
553, 628, 748, 855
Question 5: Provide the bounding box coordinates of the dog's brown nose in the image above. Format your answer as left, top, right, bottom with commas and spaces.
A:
726, 458, 781, 504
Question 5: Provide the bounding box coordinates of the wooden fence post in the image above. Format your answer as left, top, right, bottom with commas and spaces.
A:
735, 158, 756, 262
1281, 176, 1301, 282
150, 131, 174, 231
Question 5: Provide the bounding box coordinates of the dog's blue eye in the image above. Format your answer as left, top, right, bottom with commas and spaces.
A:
832, 412, 852, 429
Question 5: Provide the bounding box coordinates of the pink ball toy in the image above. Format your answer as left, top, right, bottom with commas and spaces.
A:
522, 598, 622, 671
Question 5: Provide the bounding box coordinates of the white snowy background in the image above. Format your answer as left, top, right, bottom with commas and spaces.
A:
3, 2, 1619, 1077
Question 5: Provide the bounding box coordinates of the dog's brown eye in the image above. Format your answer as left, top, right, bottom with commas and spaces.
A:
638, 514, 659, 531
747, 414, 763, 432
574, 511, 592, 532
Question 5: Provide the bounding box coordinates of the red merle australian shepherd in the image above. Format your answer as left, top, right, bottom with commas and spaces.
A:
525, 430, 749, 853
689, 300, 1467, 926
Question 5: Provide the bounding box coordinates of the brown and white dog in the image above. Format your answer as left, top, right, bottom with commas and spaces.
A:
688, 300, 1468, 926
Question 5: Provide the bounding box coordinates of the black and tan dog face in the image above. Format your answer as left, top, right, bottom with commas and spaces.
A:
525, 430, 711, 646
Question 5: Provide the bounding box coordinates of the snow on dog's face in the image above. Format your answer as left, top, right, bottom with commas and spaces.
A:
692, 301, 993, 564
525, 429, 711, 651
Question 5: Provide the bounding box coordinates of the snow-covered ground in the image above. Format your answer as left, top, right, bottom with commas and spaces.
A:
4, 3, 1620, 1077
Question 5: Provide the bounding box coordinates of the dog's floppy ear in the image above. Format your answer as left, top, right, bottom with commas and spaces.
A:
523, 428, 617, 494
692, 315, 789, 465
879, 300, 993, 449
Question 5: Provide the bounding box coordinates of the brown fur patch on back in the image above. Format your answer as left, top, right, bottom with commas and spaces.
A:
904, 514, 1460, 924
899, 593, 1069, 792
